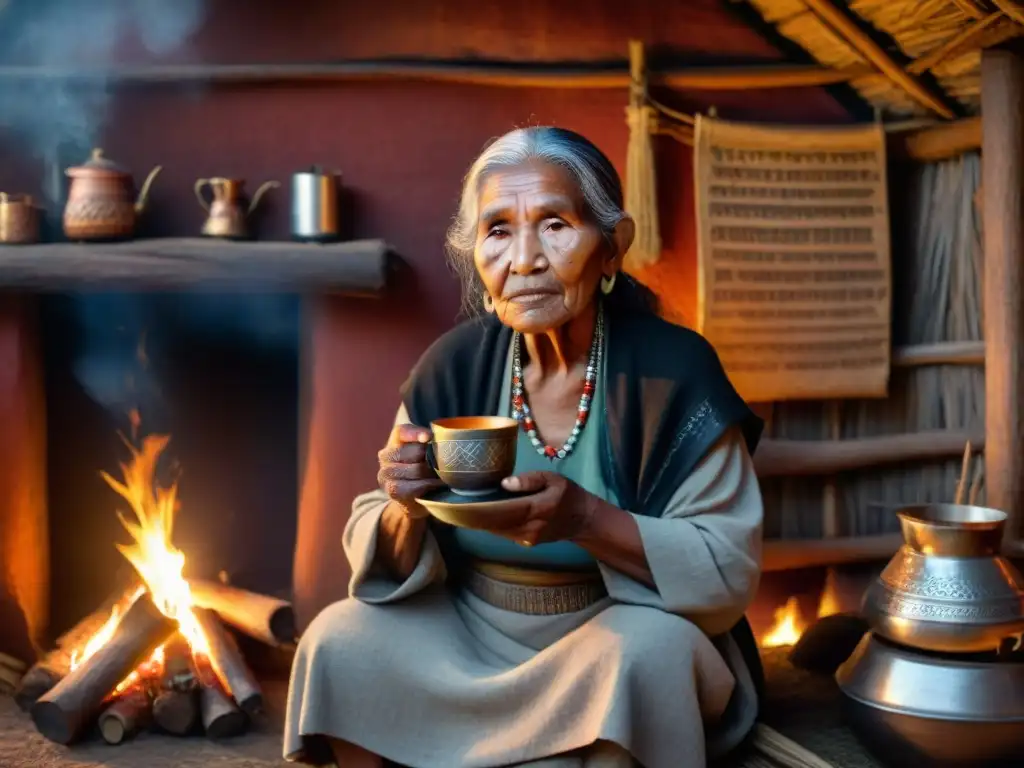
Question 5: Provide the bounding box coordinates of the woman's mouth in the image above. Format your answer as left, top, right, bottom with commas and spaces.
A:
506, 290, 557, 305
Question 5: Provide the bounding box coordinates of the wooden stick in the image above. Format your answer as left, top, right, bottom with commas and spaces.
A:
955, 442, 974, 505
152, 689, 198, 736
751, 723, 836, 768
992, 0, 1024, 27
14, 661, 64, 711
196, 656, 247, 739
98, 686, 152, 745
152, 638, 199, 736
194, 608, 263, 716
0, 664, 22, 692
30, 594, 176, 745
0, 60, 872, 91
908, 13, 1006, 75
754, 429, 984, 478
0, 652, 27, 673
894, 117, 983, 163
801, 0, 956, 118
969, 459, 986, 506
891, 339, 985, 367
189, 580, 296, 646
55, 583, 140, 650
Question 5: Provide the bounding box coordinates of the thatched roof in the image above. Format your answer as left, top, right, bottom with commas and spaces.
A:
741, 0, 1023, 117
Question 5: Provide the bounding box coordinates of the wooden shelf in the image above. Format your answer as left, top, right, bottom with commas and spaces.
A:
0, 238, 395, 294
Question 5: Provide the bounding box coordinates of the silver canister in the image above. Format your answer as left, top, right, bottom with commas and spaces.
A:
290, 167, 340, 242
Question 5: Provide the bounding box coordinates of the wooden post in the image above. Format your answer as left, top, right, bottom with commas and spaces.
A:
982, 45, 1024, 538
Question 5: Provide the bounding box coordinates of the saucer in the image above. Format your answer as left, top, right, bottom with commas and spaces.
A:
417, 486, 538, 529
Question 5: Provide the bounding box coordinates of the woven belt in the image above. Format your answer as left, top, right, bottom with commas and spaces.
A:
465, 565, 608, 616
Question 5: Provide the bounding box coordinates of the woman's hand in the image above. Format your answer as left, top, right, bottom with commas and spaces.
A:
377, 423, 445, 518
485, 471, 599, 546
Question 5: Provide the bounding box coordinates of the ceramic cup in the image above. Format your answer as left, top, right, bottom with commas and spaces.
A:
428, 416, 518, 496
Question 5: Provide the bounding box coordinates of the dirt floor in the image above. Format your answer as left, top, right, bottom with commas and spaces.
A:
0, 678, 293, 768
1, 652, 880, 768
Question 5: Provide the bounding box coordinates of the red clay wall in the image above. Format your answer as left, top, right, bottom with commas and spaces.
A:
0, 0, 852, 630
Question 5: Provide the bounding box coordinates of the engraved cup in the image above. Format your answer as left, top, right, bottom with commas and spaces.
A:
428, 416, 518, 496
862, 503, 1024, 653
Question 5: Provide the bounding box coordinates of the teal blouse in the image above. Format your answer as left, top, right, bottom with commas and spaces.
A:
451, 343, 620, 568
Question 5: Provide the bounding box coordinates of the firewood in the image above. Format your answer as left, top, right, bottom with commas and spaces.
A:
30, 593, 176, 745
14, 659, 65, 711
98, 686, 152, 745
194, 607, 263, 716
189, 579, 296, 646
54, 583, 141, 650
196, 656, 247, 739
152, 690, 199, 736
152, 637, 199, 736
159, 636, 198, 692
0, 663, 22, 694
0, 651, 27, 673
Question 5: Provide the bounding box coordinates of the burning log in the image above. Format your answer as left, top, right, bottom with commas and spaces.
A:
196, 656, 247, 739
17, 583, 143, 711
30, 593, 176, 745
189, 579, 296, 646
194, 607, 263, 716
55, 583, 140, 650
98, 685, 152, 745
152, 638, 199, 736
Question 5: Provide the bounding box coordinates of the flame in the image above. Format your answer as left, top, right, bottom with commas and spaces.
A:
100, 434, 207, 655
759, 568, 843, 648
816, 568, 841, 619
761, 597, 804, 648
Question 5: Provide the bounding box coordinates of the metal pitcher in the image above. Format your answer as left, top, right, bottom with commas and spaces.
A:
862, 503, 1024, 653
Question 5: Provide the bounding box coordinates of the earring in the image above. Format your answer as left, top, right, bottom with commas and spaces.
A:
600, 273, 617, 295
482, 293, 495, 313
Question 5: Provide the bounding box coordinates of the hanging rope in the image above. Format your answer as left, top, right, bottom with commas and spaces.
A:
623, 41, 662, 270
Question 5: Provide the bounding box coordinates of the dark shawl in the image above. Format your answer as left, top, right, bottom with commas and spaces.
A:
400, 305, 765, 695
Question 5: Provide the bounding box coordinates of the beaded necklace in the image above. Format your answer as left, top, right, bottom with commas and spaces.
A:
510, 305, 604, 460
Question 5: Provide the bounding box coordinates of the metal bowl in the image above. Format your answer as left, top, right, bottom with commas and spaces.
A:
836, 632, 1024, 766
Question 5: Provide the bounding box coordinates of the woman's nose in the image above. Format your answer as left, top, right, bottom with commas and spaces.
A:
510, 227, 547, 274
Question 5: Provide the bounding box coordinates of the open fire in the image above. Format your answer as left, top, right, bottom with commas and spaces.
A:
13, 430, 289, 745
759, 568, 843, 648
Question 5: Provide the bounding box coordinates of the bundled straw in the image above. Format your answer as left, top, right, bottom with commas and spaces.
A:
751, 724, 836, 768
624, 40, 661, 270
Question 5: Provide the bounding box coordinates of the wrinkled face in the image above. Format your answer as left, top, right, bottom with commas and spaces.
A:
474, 160, 616, 334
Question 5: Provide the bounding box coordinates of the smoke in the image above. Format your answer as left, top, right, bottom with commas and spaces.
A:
0, 0, 207, 200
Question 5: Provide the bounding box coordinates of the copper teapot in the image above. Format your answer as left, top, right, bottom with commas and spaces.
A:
63, 148, 162, 241
195, 177, 278, 239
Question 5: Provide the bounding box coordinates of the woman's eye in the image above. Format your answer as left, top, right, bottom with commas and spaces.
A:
487, 227, 509, 239
545, 219, 567, 232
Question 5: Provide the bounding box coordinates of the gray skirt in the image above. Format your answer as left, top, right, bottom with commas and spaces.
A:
283, 571, 753, 768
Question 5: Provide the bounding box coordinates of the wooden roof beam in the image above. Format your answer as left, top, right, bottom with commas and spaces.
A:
801, 0, 958, 119
891, 116, 982, 161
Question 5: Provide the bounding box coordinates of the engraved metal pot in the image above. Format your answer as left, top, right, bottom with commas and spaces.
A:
862, 503, 1024, 653
836, 632, 1024, 767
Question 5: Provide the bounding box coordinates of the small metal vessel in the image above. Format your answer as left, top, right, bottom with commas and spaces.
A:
837, 633, 1024, 766
290, 166, 340, 242
861, 503, 1024, 653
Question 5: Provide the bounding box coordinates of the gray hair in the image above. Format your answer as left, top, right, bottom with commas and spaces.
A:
446, 126, 628, 316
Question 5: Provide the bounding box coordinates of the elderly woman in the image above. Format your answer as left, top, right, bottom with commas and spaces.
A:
284, 127, 764, 768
